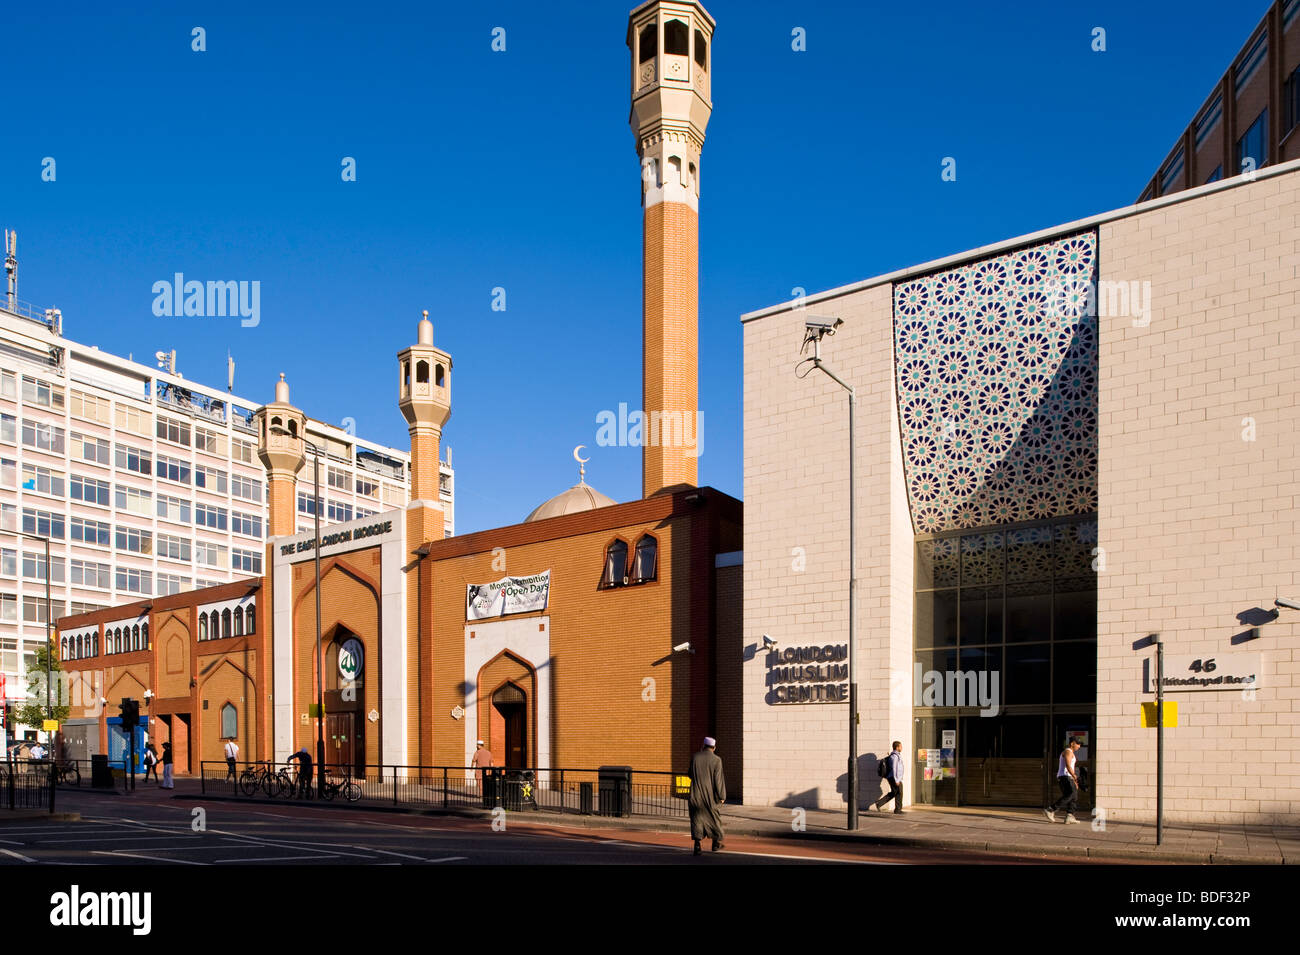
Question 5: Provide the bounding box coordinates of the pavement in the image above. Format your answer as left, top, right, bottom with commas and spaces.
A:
37, 776, 1299, 864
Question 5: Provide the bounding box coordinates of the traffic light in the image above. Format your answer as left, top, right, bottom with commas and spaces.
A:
119, 698, 139, 729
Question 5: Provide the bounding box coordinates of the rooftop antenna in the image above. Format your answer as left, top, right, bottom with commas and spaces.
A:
4, 230, 16, 311
227, 352, 235, 392
155, 349, 176, 375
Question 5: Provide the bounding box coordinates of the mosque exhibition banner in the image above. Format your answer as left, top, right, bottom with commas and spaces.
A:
466, 570, 551, 621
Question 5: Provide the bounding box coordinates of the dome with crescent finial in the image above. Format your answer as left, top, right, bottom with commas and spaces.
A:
524, 448, 617, 522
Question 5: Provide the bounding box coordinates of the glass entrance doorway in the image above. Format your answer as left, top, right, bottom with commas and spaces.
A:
913, 713, 1094, 810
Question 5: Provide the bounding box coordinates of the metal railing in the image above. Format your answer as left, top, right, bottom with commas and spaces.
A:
200, 762, 689, 819
2, 759, 55, 812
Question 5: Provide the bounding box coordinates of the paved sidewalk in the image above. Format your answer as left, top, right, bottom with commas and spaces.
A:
63, 777, 1298, 863
485, 802, 1298, 864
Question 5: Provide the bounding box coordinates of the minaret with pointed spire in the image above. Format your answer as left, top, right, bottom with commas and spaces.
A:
254, 373, 307, 538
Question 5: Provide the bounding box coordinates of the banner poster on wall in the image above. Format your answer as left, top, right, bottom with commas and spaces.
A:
467, 570, 552, 620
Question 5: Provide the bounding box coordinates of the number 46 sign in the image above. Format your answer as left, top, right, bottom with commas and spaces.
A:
1155, 653, 1261, 693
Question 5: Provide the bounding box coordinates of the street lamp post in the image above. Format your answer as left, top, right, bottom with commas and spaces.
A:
796, 317, 859, 830
271, 426, 325, 799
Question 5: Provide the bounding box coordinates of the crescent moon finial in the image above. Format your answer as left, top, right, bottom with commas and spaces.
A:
573, 445, 589, 483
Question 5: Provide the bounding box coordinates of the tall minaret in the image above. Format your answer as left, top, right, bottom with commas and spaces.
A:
628, 0, 714, 497
398, 311, 452, 531
254, 374, 307, 538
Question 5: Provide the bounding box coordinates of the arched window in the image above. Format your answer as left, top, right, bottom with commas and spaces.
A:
246, 601, 256, 634
288, 419, 298, 438
664, 18, 688, 56
132, 624, 141, 651
141, 622, 148, 648
402, 360, 411, 393
61, 636, 68, 659
602, 539, 628, 588
210, 610, 220, 638
221, 702, 237, 740
638, 23, 657, 62
199, 613, 207, 641
435, 364, 445, 387
233, 606, 244, 636
416, 360, 429, 384
76, 634, 84, 658
222, 609, 232, 639
694, 29, 707, 68
113, 628, 122, 654
632, 535, 658, 583
92, 633, 99, 656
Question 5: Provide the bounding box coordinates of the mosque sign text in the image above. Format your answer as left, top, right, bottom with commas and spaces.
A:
766, 644, 849, 704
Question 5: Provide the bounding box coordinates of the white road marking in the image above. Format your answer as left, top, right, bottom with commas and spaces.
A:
0, 848, 36, 862
421, 856, 468, 864
35, 835, 206, 844
92, 850, 208, 865
213, 853, 341, 863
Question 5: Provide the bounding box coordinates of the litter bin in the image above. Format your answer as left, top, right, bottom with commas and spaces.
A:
481, 767, 501, 808
579, 781, 594, 815
598, 765, 632, 817
91, 754, 113, 789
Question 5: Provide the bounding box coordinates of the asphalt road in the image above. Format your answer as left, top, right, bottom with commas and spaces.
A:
0, 788, 1103, 866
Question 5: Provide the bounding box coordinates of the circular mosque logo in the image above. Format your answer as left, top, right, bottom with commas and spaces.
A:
338, 638, 363, 682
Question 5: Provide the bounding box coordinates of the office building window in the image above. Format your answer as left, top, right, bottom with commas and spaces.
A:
70, 559, 112, 589
0, 458, 12, 489
194, 427, 225, 455
0, 414, 13, 444
115, 526, 153, 555
231, 475, 262, 503
327, 467, 352, 491
21, 376, 64, 410
195, 465, 227, 494
232, 548, 261, 574
71, 475, 111, 506
115, 404, 151, 436
297, 492, 319, 515
73, 433, 111, 465
22, 552, 65, 584
231, 438, 256, 464
157, 532, 192, 562
156, 494, 191, 524
23, 594, 65, 623
22, 419, 65, 454
1236, 108, 1268, 173
115, 484, 153, 516
115, 443, 152, 476
0, 593, 15, 621
70, 601, 105, 617
196, 503, 227, 530
69, 390, 112, 425
0, 548, 15, 577
156, 415, 191, 446
356, 476, 378, 498
116, 567, 152, 595
22, 507, 64, 539
0, 371, 13, 398
156, 573, 190, 596
327, 500, 353, 522
20, 463, 64, 497
231, 511, 261, 538
156, 454, 191, 485
195, 541, 228, 568
70, 516, 111, 547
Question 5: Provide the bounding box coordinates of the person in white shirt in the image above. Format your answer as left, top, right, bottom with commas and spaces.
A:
1044, 739, 1082, 824
28, 742, 46, 760
224, 739, 239, 781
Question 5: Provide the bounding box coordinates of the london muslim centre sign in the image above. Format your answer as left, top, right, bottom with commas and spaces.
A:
766, 644, 849, 704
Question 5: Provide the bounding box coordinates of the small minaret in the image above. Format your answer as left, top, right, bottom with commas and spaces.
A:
628, 0, 714, 497
254, 374, 307, 538
398, 311, 452, 516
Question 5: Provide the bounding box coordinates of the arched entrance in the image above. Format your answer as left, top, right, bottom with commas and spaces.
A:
491, 682, 527, 769
324, 627, 365, 776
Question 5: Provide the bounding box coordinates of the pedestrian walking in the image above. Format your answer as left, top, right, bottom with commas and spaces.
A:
287, 745, 313, 798
224, 738, 239, 781
471, 739, 493, 792
1044, 738, 1082, 824
142, 743, 159, 783
870, 740, 906, 813
160, 741, 174, 789
687, 736, 726, 855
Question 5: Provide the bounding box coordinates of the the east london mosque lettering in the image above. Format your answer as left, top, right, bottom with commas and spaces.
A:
766, 644, 849, 704
279, 520, 393, 556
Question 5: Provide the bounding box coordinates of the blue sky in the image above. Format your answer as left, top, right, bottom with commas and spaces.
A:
1, 0, 1271, 534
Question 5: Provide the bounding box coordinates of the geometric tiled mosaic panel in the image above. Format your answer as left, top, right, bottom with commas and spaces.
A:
893, 231, 1099, 532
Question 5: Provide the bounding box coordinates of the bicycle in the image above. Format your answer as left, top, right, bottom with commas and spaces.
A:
320, 773, 362, 802
239, 762, 273, 797
55, 760, 80, 786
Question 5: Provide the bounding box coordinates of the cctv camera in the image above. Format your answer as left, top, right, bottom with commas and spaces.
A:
762, 634, 778, 650
804, 318, 842, 336
1276, 597, 1300, 611
673, 642, 694, 654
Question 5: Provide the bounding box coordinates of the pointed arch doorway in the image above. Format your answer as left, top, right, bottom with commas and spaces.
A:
491, 682, 528, 769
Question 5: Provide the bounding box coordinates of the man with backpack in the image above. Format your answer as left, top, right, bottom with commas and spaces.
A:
870, 740, 905, 814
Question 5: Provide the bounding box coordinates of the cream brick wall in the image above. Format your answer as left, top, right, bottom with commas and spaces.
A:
743, 160, 1300, 824
742, 283, 912, 810
1096, 169, 1300, 825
